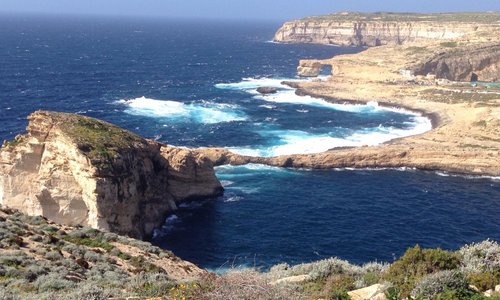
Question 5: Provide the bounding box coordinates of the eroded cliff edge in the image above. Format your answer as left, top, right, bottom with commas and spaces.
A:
274, 12, 500, 47
0, 111, 223, 239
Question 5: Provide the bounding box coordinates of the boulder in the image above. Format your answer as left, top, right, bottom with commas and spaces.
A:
348, 284, 387, 300
297, 60, 324, 77
256, 87, 278, 94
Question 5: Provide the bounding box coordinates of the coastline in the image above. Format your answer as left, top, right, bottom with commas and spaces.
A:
292, 84, 443, 129
197, 40, 500, 177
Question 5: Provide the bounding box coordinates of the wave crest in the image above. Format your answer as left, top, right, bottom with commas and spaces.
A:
117, 96, 246, 124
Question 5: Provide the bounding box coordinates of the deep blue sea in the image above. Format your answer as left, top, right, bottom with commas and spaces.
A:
1, 14, 499, 270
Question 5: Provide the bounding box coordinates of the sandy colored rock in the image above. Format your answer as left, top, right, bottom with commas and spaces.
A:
274, 12, 500, 47
297, 60, 324, 77
0, 111, 223, 239
348, 284, 387, 300
197, 16, 500, 177
270, 274, 310, 285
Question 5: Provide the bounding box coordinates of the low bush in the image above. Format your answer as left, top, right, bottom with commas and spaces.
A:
460, 240, 500, 273
324, 274, 355, 300
193, 269, 301, 300
385, 245, 461, 297
468, 271, 499, 292
34, 274, 76, 292
127, 272, 175, 297
412, 270, 470, 299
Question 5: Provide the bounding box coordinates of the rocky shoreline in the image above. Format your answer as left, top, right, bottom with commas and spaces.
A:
196, 13, 500, 177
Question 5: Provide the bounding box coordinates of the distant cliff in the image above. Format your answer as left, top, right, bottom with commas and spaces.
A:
412, 43, 500, 82
273, 12, 500, 46
0, 111, 223, 239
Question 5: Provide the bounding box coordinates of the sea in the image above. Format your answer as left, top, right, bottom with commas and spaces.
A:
0, 14, 498, 271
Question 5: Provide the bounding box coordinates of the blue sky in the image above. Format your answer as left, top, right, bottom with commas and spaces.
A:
1, 0, 499, 21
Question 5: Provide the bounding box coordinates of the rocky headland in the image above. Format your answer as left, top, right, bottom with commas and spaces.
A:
196, 12, 500, 177
1, 11, 499, 300
0, 111, 223, 240
274, 12, 500, 47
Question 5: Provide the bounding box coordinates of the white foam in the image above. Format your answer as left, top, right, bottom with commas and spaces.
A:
224, 195, 244, 203
213, 76, 433, 157
254, 90, 385, 114
118, 96, 246, 124
215, 77, 433, 157
215, 163, 290, 173
435, 171, 500, 182
220, 180, 234, 187
215, 77, 298, 91
229, 115, 431, 157
259, 104, 276, 110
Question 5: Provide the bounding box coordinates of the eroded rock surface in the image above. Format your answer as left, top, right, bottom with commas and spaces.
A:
412, 43, 500, 82
0, 111, 223, 239
297, 60, 324, 77
274, 12, 500, 47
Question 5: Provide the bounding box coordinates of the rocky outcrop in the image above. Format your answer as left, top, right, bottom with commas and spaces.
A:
197, 141, 500, 177
412, 43, 500, 82
273, 12, 499, 47
256, 87, 278, 94
348, 284, 388, 300
0, 111, 223, 239
297, 60, 326, 77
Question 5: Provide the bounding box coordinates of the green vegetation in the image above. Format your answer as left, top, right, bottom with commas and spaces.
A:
1, 206, 499, 299
440, 41, 458, 48
56, 112, 147, 165
384, 245, 461, 297
419, 88, 500, 105
301, 11, 500, 24
406, 46, 429, 54
2, 136, 24, 148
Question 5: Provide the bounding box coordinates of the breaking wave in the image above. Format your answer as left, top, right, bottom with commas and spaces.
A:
216, 77, 432, 157
117, 96, 246, 124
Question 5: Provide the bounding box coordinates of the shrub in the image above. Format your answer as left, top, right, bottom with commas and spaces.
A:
324, 274, 355, 300
45, 251, 63, 261
83, 250, 102, 263
62, 282, 114, 300
460, 240, 500, 273
101, 232, 118, 243
128, 272, 175, 297
412, 270, 470, 299
34, 274, 76, 292
267, 257, 361, 281
468, 272, 499, 292
23, 264, 48, 281
0, 288, 20, 300
194, 269, 300, 300
385, 245, 461, 297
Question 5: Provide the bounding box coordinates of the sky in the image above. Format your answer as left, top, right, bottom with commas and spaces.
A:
1, 0, 499, 21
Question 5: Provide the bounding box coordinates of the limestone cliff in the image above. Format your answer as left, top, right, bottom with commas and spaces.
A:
412, 43, 500, 82
274, 12, 500, 47
0, 111, 223, 239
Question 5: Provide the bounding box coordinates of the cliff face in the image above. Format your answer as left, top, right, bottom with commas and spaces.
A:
412, 43, 500, 82
273, 13, 499, 47
0, 111, 223, 239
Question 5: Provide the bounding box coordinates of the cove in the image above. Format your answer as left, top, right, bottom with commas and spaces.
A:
153, 165, 500, 270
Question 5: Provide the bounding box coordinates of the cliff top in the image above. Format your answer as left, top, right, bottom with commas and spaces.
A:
300, 11, 500, 23
27, 110, 153, 165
